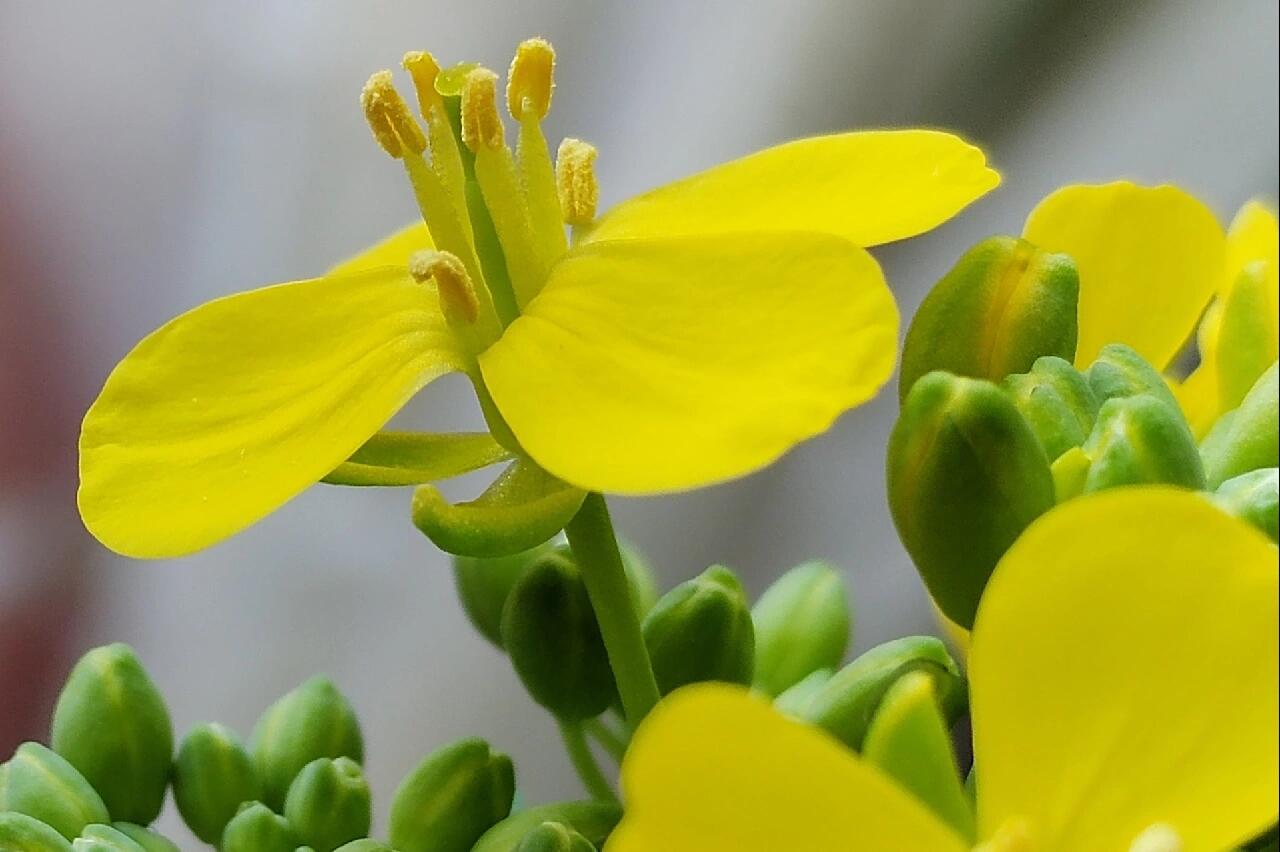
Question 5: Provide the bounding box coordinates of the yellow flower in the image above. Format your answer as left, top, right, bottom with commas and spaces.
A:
78, 40, 998, 558
1021, 182, 1277, 436
610, 488, 1279, 851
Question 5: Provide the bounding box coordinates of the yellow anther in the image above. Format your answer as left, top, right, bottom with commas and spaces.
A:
402, 51, 443, 116
1129, 824, 1182, 852
507, 38, 555, 120
461, 68, 505, 152
361, 70, 426, 159
410, 250, 479, 325
556, 138, 599, 226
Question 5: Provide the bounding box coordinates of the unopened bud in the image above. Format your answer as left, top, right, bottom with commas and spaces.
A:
388, 738, 515, 852
773, 668, 835, 718
0, 812, 71, 851
643, 565, 754, 696
173, 723, 262, 844
1002, 356, 1100, 462
72, 825, 146, 852
284, 757, 372, 852
1212, 468, 1278, 542
220, 803, 298, 852
507, 39, 555, 120
1081, 395, 1205, 493
334, 842, 395, 852
1201, 360, 1279, 488
462, 68, 505, 151
0, 742, 109, 840
109, 824, 178, 852
453, 540, 560, 647
515, 822, 596, 852
501, 552, 616, 719
556, 139, 598, 225
473, 802, 620, 852
1085, 343, 1180, 410
250, 677, 364, 811
899, 236, 1079, 403
888, 372, 1055, 628
803, 636, 966, 751
51, 644, 173, 824
750, 561, 849, 697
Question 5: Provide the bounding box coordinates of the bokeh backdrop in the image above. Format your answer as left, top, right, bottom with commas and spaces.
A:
1, 0, 1276, 842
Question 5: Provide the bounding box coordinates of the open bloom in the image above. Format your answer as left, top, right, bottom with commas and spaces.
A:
1021, 182, 1277, 435
78, 39, 998, 558
611, 487, 1279, 851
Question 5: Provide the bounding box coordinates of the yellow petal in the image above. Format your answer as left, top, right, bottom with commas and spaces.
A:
79, 268, 465, 558
1222, 200, 1278, 303
970, 487, 1279, 851
586, 131, 999, 247
1022, 182, 1225, 370
328, 222, 433, 275
609, 683, 968, 852
479, 233, 898, 494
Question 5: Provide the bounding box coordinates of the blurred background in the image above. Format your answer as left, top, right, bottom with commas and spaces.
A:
1, 0, 1275, 840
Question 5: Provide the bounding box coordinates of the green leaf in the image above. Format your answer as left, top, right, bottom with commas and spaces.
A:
412, 459, 586, 557
863, 672, 976, 841
323, 431, 510, 486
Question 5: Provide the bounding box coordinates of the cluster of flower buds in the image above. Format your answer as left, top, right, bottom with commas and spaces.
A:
888, 235, 1279, 631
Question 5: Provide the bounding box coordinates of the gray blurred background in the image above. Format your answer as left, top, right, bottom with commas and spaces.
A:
1, 0, 1276, 841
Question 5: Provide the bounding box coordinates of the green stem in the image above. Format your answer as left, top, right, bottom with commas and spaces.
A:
558, 718, 618, 803
564, 493, 661, 724
584, 717, 628, 763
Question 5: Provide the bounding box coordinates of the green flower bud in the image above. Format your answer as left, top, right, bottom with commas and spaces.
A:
473, 802, 620, 852
71, 826, 145, 852
0, 812, 73, 851
514, 822, 596, 852
1202, 361, 1279, 488
501, 553, 616, 720
899, 236, 1079, 402
250, 677, 364, 811
888, 372, 1055, 628
750, 561, 850, 697
333, 842, 396, 852
0, 742, 109, 840
1050, 445, 1091, 502
221, 803, 299, 852
1002, 356, 1100, 462
108, 825, 178, 852
388, 738, 515, 852
1213, 468, 1279, 542
284, 758, 372, 852
773, 667, 834, 718
454, 541, 560, 647
552, 541, 659, 620
50, 644, 173, 824
1081, 395, 1206, 493
1085, 343, 1181, 410
173, 722, 262, 844
803, 636, 966, 751
642, 565, 754, 696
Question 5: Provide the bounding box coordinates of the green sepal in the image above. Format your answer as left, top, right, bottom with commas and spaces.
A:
1216, 262, 1276, 412
1002, 356, 1100, 462
332, 842, 397, 852
803, 636, 966, 751
412, 459, 586, 557
472, 802, 620, 852
773, 667, 835, 718
0, 742, 109, 840
250, 677, 364, 812
70, 826, 145, 852
284, 757, 372, 852
514, 822, 597, 852
173, 722, 262, 844
324, 431, 511, 486
1081, 395, 1206, 493
220, 803, 299, 852
0, 812, 73, 851
50, 644, 173, 825
899, 235, 1079, 402
1202, 360, 1279, 488
888, 372, 1055, 628
751, 561, 850, 697
501, 552, 617, 720
1085, 343, 1181, 410
388, 737, 515, 852
643, 565, 754, 696
107, 825, 178, 852
1212, 468, 1279, 541
863, 672, 976, 841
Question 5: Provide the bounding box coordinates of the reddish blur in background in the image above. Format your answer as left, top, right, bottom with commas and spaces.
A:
1, 0, 1276, 843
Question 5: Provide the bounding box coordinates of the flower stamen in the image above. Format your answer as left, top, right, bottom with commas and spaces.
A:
556, 138, 599, 229
361, 70, 426, 159
403, 50, 472, 240
410, 249, 500, 355
508, 38, 568, 266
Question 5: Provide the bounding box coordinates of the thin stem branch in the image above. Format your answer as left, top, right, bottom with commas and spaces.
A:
558, 718, 618, 804
584, 717, 628, 763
